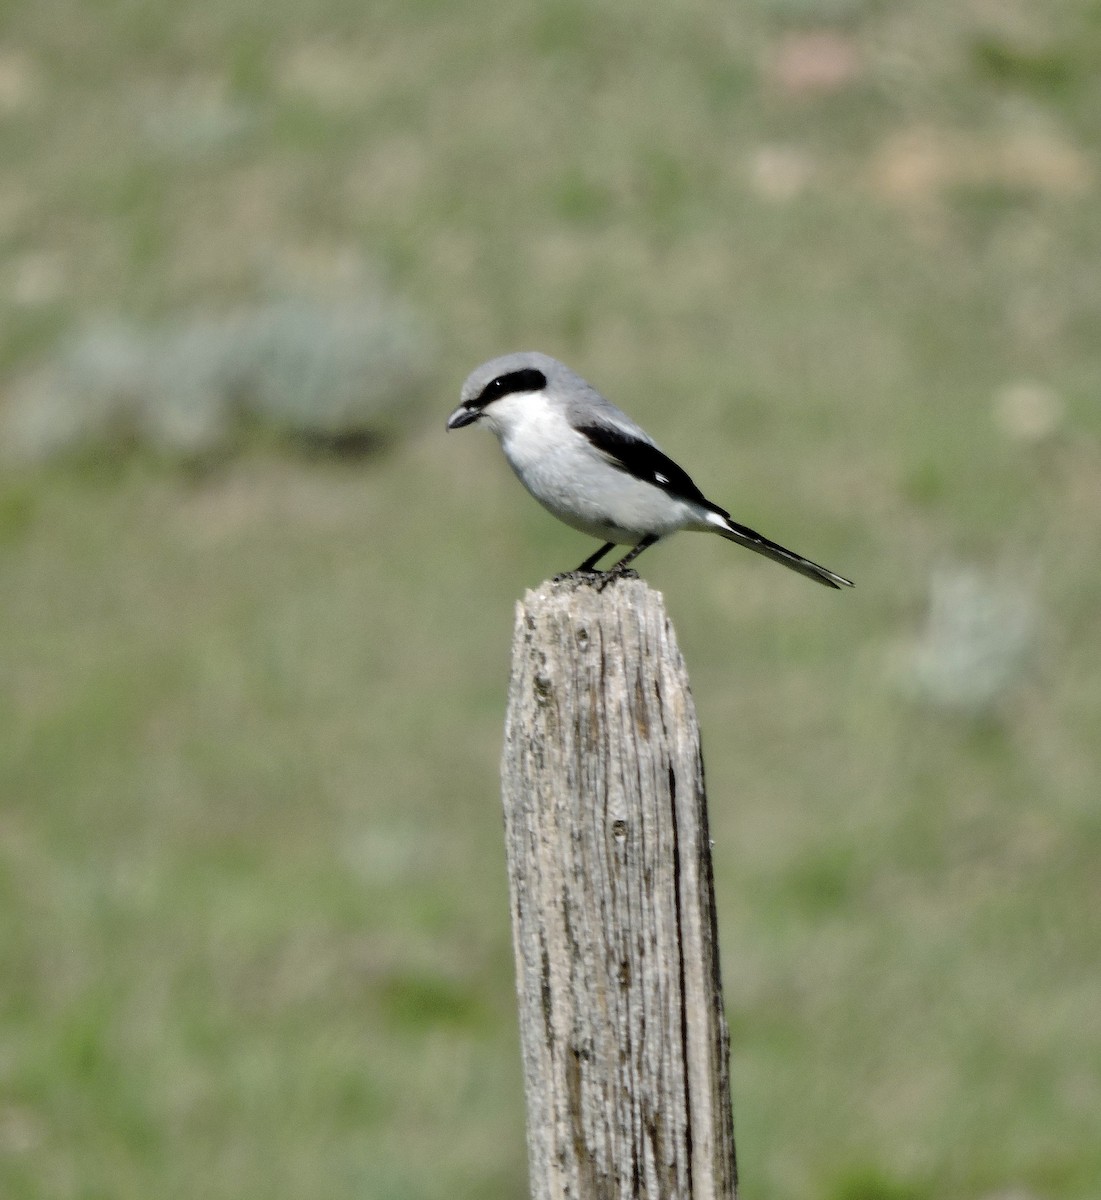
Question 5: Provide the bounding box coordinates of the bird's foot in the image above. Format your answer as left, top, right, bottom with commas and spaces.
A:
593, 565, 640, 592
552, 568, 603, 584
551, 567, 639, 590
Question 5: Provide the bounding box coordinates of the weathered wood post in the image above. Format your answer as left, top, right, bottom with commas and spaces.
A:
502, 576, 737, 1199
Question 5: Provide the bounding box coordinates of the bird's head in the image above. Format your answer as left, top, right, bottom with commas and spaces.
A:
446, 352, 559, 434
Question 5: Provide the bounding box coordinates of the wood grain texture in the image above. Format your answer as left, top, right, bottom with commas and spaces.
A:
502, 576, 737, 1200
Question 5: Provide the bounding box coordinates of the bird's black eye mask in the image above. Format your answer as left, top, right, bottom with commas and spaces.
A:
468, 367, 547, 411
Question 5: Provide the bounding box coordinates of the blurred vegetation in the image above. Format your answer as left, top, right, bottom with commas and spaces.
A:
2, 293, 431, 463
2, 1, 1100, 1198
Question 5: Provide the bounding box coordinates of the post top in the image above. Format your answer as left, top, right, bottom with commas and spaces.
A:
522, 573, 664, 614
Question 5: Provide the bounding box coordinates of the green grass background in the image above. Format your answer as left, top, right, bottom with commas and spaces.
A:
2, 2, 1100, 1197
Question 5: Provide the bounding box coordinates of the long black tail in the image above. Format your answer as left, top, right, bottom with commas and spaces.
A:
715, 516, 854, 589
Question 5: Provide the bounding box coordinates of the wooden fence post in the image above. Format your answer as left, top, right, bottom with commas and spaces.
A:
501, 576, 737, 1199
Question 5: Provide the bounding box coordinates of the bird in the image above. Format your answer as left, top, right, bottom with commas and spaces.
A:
446, 351, 853, 589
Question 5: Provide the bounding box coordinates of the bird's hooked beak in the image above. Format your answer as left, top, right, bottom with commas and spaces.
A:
446, 404, 480, 430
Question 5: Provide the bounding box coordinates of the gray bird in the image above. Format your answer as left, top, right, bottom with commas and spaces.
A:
447, 351, 853, 589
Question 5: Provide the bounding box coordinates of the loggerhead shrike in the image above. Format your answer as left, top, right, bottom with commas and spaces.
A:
446, 351, 854, 589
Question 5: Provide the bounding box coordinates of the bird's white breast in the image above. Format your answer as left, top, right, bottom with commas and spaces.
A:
482, 391, 702, 543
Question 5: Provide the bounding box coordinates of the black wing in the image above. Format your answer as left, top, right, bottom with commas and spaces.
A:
575, 422, 725, 513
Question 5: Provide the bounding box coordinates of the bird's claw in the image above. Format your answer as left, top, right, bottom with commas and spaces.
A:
594, 566, 639, 591
551, 567, 639, 591
552, 569, 600, 584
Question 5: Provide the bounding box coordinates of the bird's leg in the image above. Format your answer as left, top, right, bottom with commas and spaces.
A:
576, 542, 615, 572
595, 535, 659, 588
552, 542, 616, 583
609, 534, 658, 572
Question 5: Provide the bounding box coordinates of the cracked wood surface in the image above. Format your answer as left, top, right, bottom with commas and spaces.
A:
502, 577, 737, 1200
